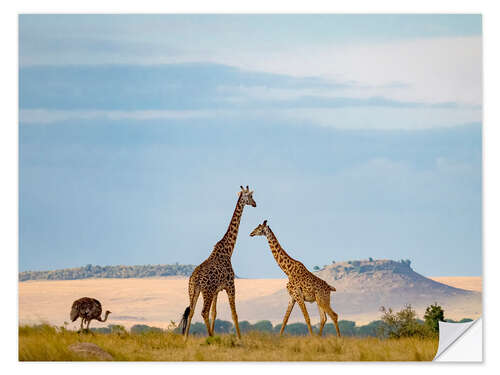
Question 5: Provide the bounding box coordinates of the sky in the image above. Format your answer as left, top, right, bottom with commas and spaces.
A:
19, 14, 482, 277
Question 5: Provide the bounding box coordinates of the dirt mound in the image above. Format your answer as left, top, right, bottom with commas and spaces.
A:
68, 342, 113, 360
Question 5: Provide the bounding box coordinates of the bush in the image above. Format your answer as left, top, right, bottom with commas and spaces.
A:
109, 324, 127, 334
238, 321, 252, 333
277, 322, 310, 336
318, 320, 354, 336
356, 320, 385, 337
130, 324, 163, 334
189, 322, 208, 336
90, 326, 112, 334
379, 305, 433, 339
446, 318, 474, 323
338, 320, 356, 336
424, 303, 445, 335
459, 318, 473, 323
252, 320, 273, 332
213, 319, 233, 334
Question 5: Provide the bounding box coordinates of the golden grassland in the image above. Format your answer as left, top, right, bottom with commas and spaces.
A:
19, 276, 481, 329
19, 324, 438, 362
428, 276, 482, 292
19, 278, 287, 330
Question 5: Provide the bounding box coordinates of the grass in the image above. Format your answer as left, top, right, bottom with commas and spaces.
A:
19, 324, 438, 361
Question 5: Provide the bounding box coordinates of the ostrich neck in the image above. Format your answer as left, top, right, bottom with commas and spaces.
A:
265, 228, 297, 277
98, 312, 110, 322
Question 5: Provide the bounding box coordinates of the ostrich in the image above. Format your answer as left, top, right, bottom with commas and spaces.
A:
70, 297, 111, 332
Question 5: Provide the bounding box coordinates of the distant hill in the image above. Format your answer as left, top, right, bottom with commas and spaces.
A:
19, 263, 196, 281
236, 259, 482, 323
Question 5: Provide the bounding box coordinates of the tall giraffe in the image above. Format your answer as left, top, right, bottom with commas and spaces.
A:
180, 186, 256, 339
250, 220, 341, 337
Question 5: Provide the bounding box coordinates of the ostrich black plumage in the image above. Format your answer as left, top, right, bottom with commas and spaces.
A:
70, 297, 111, 331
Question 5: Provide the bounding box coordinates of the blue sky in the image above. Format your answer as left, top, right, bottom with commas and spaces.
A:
19, 14, 482, 277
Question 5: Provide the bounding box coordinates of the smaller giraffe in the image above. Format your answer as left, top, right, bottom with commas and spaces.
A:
250, 220, 341, 337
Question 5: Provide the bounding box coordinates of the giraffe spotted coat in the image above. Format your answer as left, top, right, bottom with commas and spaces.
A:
250, 220, 341, 337
181, 186, 256, 339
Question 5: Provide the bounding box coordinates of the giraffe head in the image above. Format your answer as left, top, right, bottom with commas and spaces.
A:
238, 185, 257, 207
250, 220, 269, 237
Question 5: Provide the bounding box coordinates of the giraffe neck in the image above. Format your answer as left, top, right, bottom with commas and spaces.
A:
213, 195, 245, 257
264, 227, 297, 276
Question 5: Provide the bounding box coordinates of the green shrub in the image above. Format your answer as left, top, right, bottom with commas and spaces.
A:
379, 305, 433, 339
130, 324, 163, 334
424, 303, 445, 335
189, 322, 208, 336
252, 320, 273, 332
356, 320, 385, 337
213, 319, 233, 334
238, 321, 252, 333
279, 322, 310, 336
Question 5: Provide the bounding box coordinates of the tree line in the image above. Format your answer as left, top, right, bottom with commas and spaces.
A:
19, 263, 196, 281
91, 320, 385, 337
90, 303, 472, 338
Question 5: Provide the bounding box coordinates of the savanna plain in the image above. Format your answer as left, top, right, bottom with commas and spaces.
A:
19, 275, 480, 361
19, 324, 438, 361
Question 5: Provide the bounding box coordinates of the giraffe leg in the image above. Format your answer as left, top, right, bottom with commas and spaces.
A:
296, 298, 314, 336
201, 291, 215, 336
225, 284, 241, 339
210, 292, 218, 334
318, 307, 327, 337
325, 305, 341, 337
279, 298, 296, 336
184, 288, 201, 340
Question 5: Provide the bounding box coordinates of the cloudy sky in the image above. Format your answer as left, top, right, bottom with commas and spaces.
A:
19, 14, 482, 277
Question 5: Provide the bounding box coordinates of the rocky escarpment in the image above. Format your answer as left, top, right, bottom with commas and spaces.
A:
316, 259, 469, 296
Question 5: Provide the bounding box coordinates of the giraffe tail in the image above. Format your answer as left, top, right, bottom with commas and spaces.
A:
180, 306, 191, 334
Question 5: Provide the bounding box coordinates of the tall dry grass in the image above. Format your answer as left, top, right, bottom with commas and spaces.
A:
19, 324, 438, 361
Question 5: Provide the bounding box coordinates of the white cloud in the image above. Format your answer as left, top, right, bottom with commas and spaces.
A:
20, 105, 481, 131
205, 37, 482, 107
276, 106, 481, 130
19, 109, 223, 124
20, 31, 482, 109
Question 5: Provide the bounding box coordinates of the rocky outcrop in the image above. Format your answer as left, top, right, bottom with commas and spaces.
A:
68, 342, 113, 361
238, 259, 482, 322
